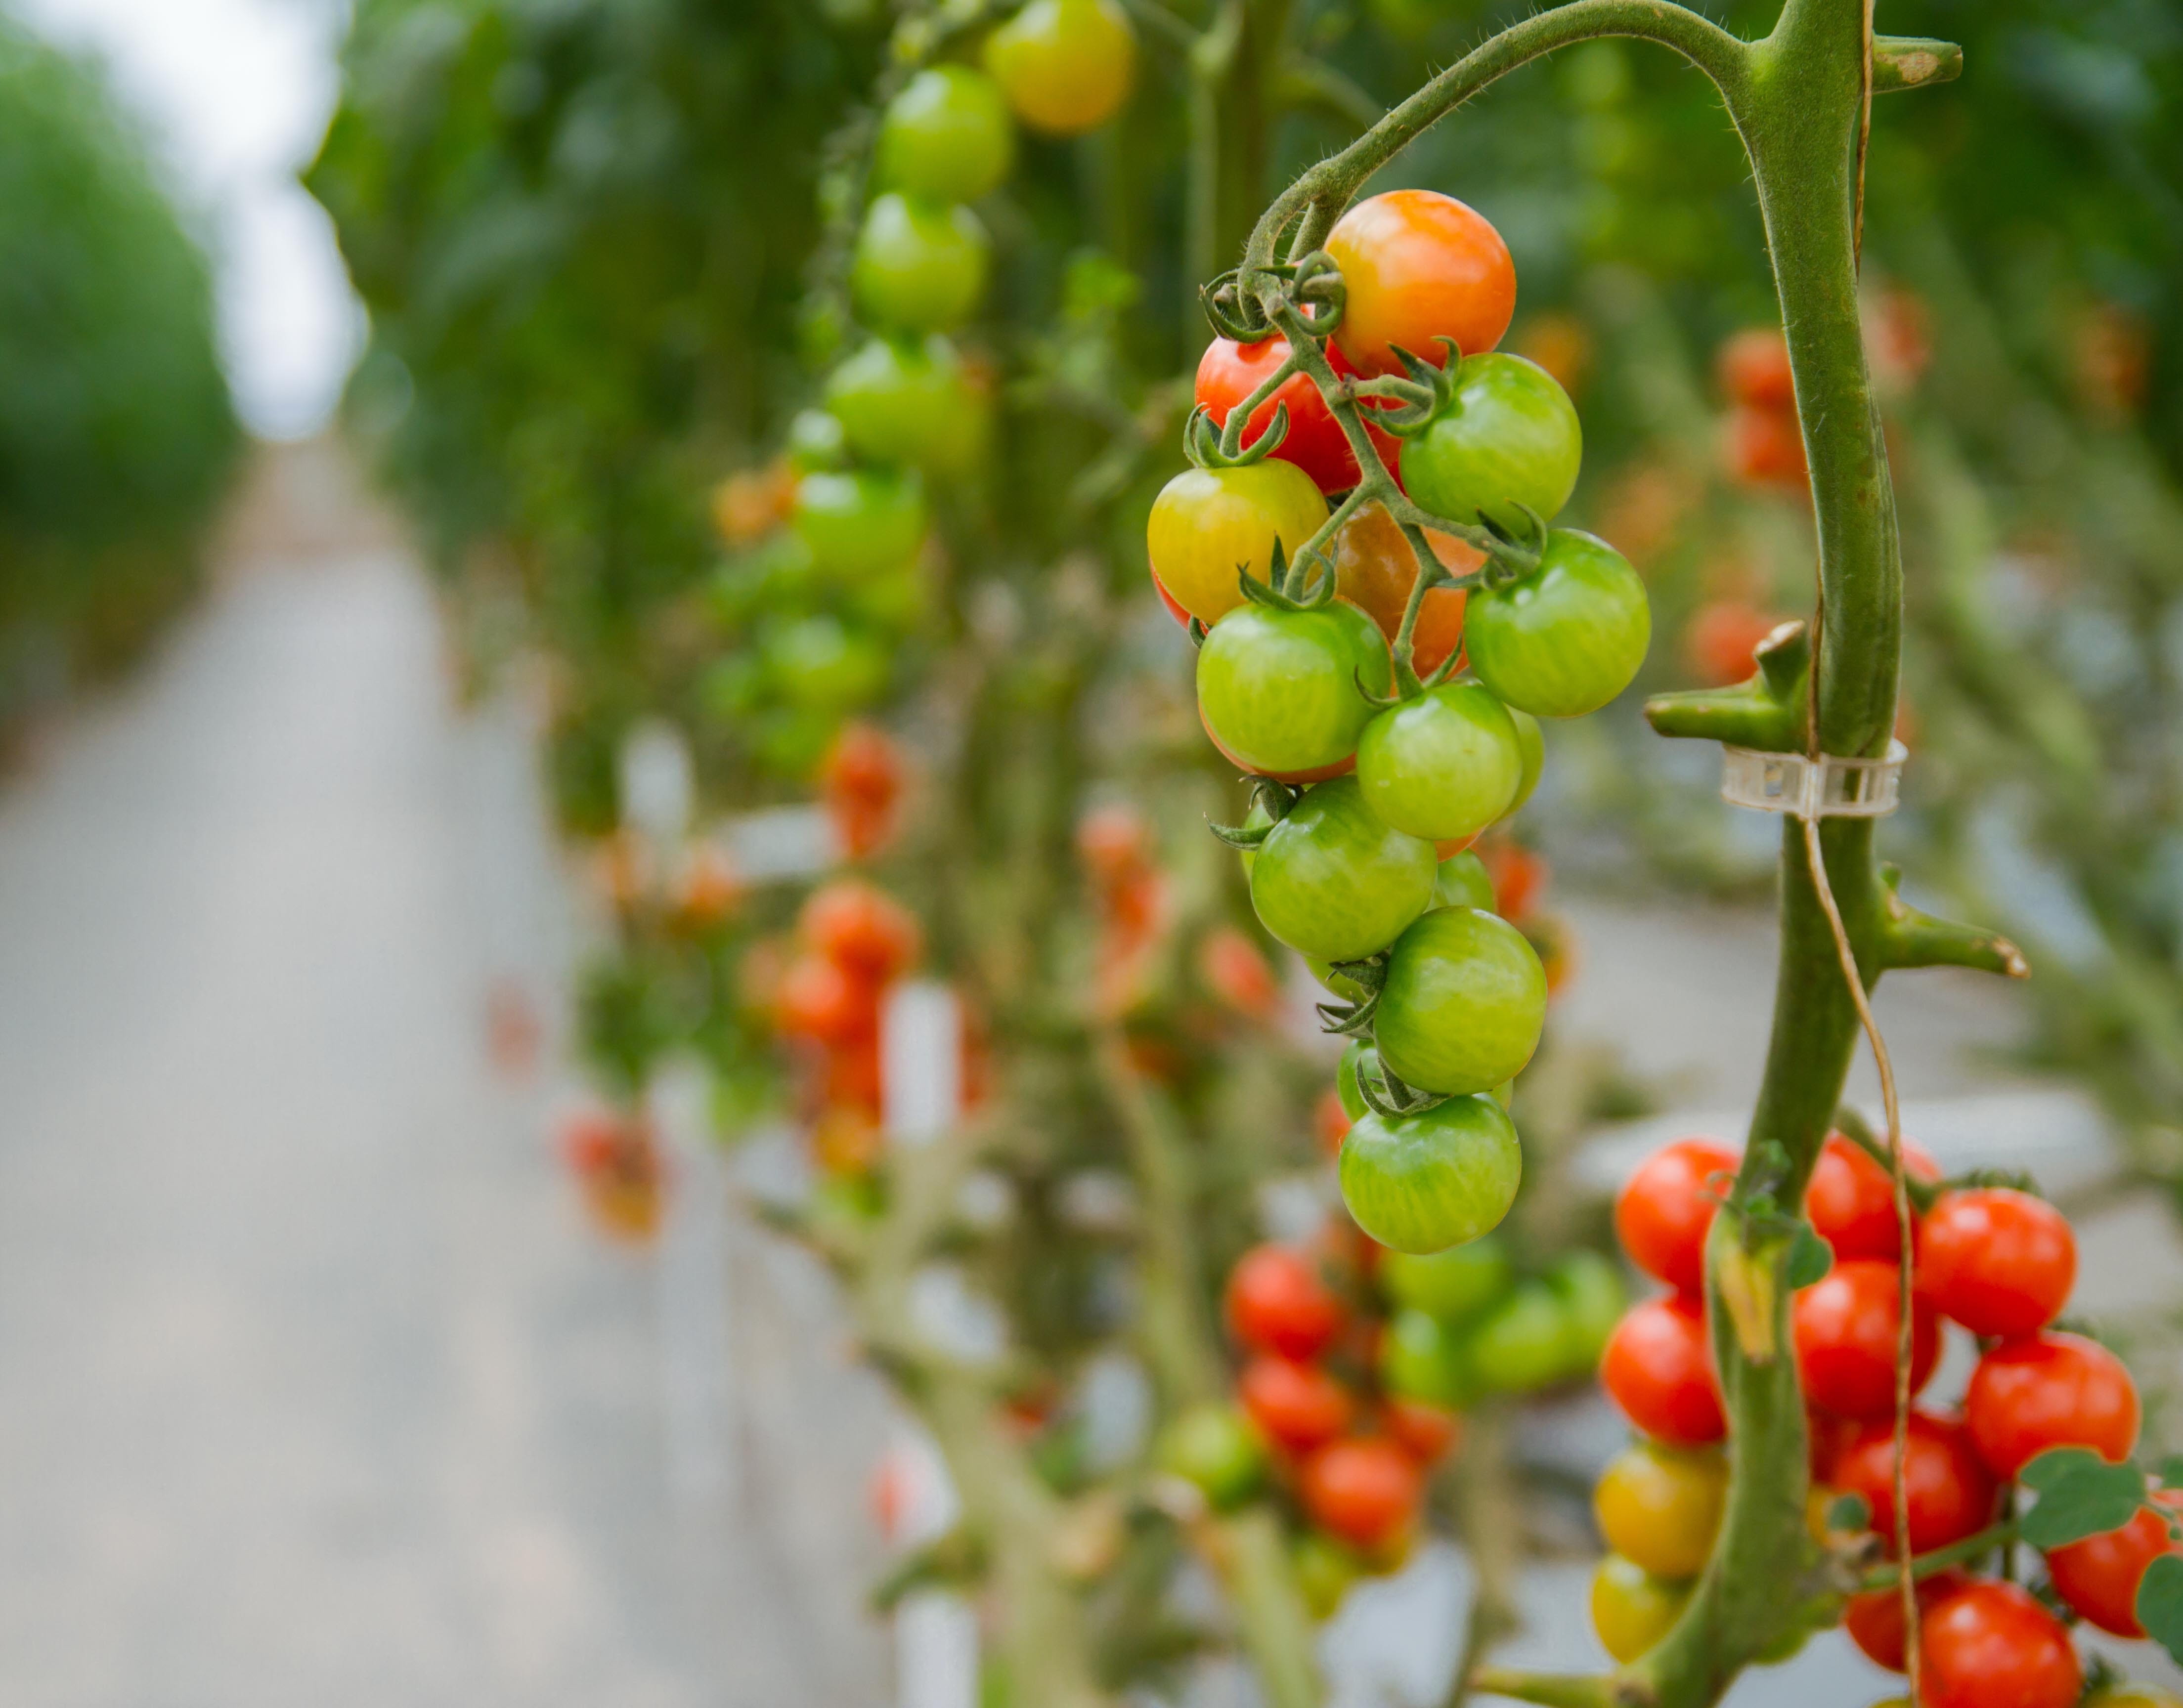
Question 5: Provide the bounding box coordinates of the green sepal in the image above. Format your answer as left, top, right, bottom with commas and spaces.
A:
1187, 401, 1287, 469
1373, 340, 1459, 436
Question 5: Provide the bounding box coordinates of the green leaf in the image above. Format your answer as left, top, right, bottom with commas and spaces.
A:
2019, 1447, 2110, 1491
2139, 1554, 2183, 1667
1827, 1492, 1870, 1532
2019, 1455, 2146, 1549
1786, 1221, 1834, 1288
2157, 1455, 2183, 1490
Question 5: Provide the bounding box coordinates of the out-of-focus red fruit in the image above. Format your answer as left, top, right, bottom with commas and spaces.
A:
801, 878, 921, 982
1717, 328, 1795, 410
1078, 803, 1154, 888
820, 722, 906, 858
1199, 925, 1281, 1021
1724, 404, 1808, 491
1225, 1244, 1346, 1361
1383, 1397, 1464, 1465
775, 953, 882, 1047
1315, 1088, 1353, 1157
1299, 1437, 1423, 1551
671, 843, 744, 931
1684, 600, 1787, 686
1477, 838, 1547, 924
1238, 1355, 1355, 1454
823, 1035, 884, 1117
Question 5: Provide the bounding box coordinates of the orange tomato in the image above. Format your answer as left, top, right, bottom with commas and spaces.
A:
1326, 190, 1516, 377
1330, 502, 1475, 679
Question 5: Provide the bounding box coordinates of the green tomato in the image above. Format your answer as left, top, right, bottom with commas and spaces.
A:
852, 191, 990, 333
1401, 353, 1581, 536
1156, 1402, 1266, 1510
707, 532, 821, 628
1249, 777, 1438, 963
1336, 1039, 1377, 1121
1310, 956, 1374, 1004
1434, 850, 1496, 911
1379, 1306, 1472, 1406
876, 65, 1014, 203
700, 653, 766, 720
845, 556, 928, 629
1379, 1236, 1512, 1321
1546, 1249, 1626, 1376
1291, 1531, 1364, 1620
1465, 529, 1650, 719
762, 615, 890, 711
1338, 1091, 1521, 1255
1466, 1281, 1574, 1395
983, 0, 1137, 137
785, 407, 850, 472
753, 707, 841, 779
1504, 708, 1544, 817
791, 468, 928, 579
1198, 599, 1389, 778
1374, 906, 1547, 1095
824, 335, 988, 477
1355, 681, 1524, 842
1491, 1079, 1514, 1109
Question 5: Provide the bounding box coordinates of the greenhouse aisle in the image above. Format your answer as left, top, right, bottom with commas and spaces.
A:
0, 448, 884, 1708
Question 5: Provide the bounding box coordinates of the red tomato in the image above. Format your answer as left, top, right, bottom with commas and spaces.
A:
1325, 189, 1516, 378
1300, 1437, 1423, 1550
1716, 327, 1795, 410
1683, 600, 1786, 687
801, 878, 922, 982
1917, 1579, 2082, 1708
1077, 802, 1153, 888
1225, 1244, 1346, 1360
775, 953, 882, 1046
1479, 838, 1547, 923
1314, 1087, 1353, 1157
1614, 1138, 1738, 1295
1195, 336, 1397, 495
1804, 1133, 1939, 1262
1198, 925, 1281, 1021
1723, 404, 1808, 490
820, 722, 906, 858
822, 1035, 884, 1116
1964, 1332, 2139, 1480
1382, 1397, 1464, 1464
1830, 1411, 1996, 1553
1792, 1260, 1939, 1419
1600, 1293, 1726, 1446
1918, 1189, 2076, 1338
1238, 1355, 1354, 1454
2047, 1487, 2183, 1636
1841, 1569, 1966, 1671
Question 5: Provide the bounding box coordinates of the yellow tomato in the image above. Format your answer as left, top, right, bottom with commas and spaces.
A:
1593, 1442, 1727, 1579
983, 0, 1137, 136
1145, 462, 1329, 624
1590, 1553, 1691, 1664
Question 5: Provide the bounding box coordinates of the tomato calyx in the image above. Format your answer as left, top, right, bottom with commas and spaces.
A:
1350, 1049, 1448, 1119
1367, 338, 1465, 438
1207, 777, 1301, 851
1314, 951, 1388, 1039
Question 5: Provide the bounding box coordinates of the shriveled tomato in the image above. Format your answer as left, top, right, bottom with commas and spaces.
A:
1716, 327, 1795, 410
1918, 1188, 2076, 1338
1196, 598, 1389, 778
1225, 1243, 1345, 1360
1964, 1331, 2139, 1479
1804, 1132, 1938, 1261
1792, 1260, 1940, 1419
983, 0, 1136, 136
1917, 1580, 2082, 1708
852, 192, 990, 334
801, 878, 921, 982
1238, 1355, 1354, 1454
1300, 1437, 1422, 1550
1465, 529, 1650, 719
1147, 460, 1329, 624
1615, 1138, 1738, 1295
1601, 1293, 1725, 1446
1325, 189, 1515, 378
1830, 1411, 1996, 1553
1249, 776, 1439, 963
1339, 1092, 1521, 1256
1329, 502, 1475, 679
2048, 1487, 2183, 1637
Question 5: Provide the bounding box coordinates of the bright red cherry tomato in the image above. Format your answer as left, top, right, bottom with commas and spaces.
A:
1195, 336, 1397, 495
1918, 1188, 2076, 1338
1804, 1132, 1939, 1261
1716, 327, 1795, 410
1917, 1579, 2082, 1708
1830, 1411, 1996, 1553
1614, 1138, 1738, 1295
1300, 1436, 1423, 1550
801, 878, 921, 982
1382, 1397, 1464, 1464
1965, 1331, 2139, 1479
2048, 1487, 2183, 1636
1238, 1355, 1354, 1455
1224, 1244, 1346, 1360
1792, 1260, 1939, 1419
1841, 1569, 1966, 1671
1600, 1293, 1725, 1446
1325, 189, 1515, 378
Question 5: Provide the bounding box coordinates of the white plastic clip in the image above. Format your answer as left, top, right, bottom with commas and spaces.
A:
1719, 740, 1908, 819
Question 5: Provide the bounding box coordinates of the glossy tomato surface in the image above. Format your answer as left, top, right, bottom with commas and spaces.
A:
1355, 682, 1524, 843
1917, 1580, 2082, 1708
1401, 352, 1581, 535
1600, 1292, 1724, 1445
1465, 529, 1651, 719
983, 0, 1136, 136
1830, 1411, 1996, 1553
1338, 1091, 1521, 1255
1614, 1138, 1737, 1295
1249, 777, 1438, 963
852, 192, 990, 333
1965, 1331, 2139, 1478
1329, 502, 1474, 678
1195, 336, 1394, 494
1792, 1260, 1940, 1419
1146, 460, 1329, 624
1594, 1441, 1727, 1578
1224, 1243, 1345, 1359
1326, 189, 1515, 378
1804, 1132, 1937, 1261
1373, 906, 1547, 1095
1197, 598, 1388, 777
1918, 1187, 2076, 1338
2047, 1488, 2183, 1636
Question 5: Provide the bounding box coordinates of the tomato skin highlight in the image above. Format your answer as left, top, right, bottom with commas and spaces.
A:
1326, 189, 1516, 378
1916, 1579, 2082, 1708
1355, 683, 1523, 843
1804, 1131, 1937, 1261
1600, 1292, 1725, 1446
1465, 529, 1650, 719
1918, 1188, 2076, 1338
1225, 1243, 1346, 1360
852, 192, 990, 334
1400, 352, 1581, 535
1830, 1411, 1996, 1553
1615, 1137, 1738, 1295
1594, 1441, 1727, 1579
1964, 1330, 2139, 1479
1791, 1259, 1940, 1419
1196, 599, 1389, 778
2047, 1487, 2183, 1636
1146, 460, 1330, 624
1238, 1355, 1354, 1455
1338, 1092, 1521, 1256
1300, 1436, 1422, 1550
983, 0, 1137, 136
1249, 777, 1439, 963
1373, 905, 1548, 1095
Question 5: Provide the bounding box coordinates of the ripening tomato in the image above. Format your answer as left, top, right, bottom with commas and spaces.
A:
1792, 1260, 1940, 1419
852, 192, 990, 333
1196, 599, 1389, 778
876, 65, 1014, 203
1238, 1355, 1354, 1454
1329, 502, 1474, 678
1146, 460, 1330, 625
1156, 1402, 1266, 1509
1373, 906, 1548, 1095
1841, 1570, 1968, 1671
793, 468, 928, 579
801, 879, 921, 982
774, 953, 882, 1046
1384, 1396, 1464, 1464
1594, 1441, 1727, 1579
983, 0, 1137, 136
1198, 924, 1280, 1020
1590, 1553, 1691, 1664
1355, 683, 1525, 843
1325, 189, 1516, 378
1195, 336, 1396, 495
1339, 1092, 1522, 1256
1830, 1411, 1996, 1554
2047, 1487, 2183, 1637
1917, 1580, 2082, 1708
1225, 1243, 1346, 1360
1615, 1138, 1738, 1295
1380, 1305, 1473, 1407
1964, 1331, 2139, 1479
821, 721, 905, 858
1804, 1132, 1939, 1262
1918, 1188, 2076, 1338
825, 335, 989, 477
1300, 1437, 1423, 1550
1716, 327, 1795, 410
1400, 353, 1582, 536
1249, 777, 1439, 963
1600, 1293, 1725, 1446
1465, 529, 1650, 719
1723, 404, 1807, 490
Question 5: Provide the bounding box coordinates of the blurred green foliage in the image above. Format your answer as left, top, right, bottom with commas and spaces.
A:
0, 14, 237, 723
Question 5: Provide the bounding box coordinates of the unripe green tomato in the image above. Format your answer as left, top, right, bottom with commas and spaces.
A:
1379, 1306, 1472, 1406
852, 192, 990, 333
1546, 1249, 1626, 1375
1435, 850, 1496, 911
1197, 599, 1389, 778
1309, 956, 1373, 1003
1291, 1531, 1364, 1620
700, 653, 766, 720
876, 65, 1014, 203
1336, 1039, 1378, 1121
983, 0, 1137, 136
1156, 1402, 1266, 1509
763, 615, 890, 711
1466, 1281, 1574, 1394
786, 406, 850, 472
707, 532, 821, 628
1503, 707, 1544, 816
845, 557, 928, 629
1338, 1091, 1521, 1255
1401, 353, 1581, 536
824, 335, 988, 477
1590, 1552, 1691, 1663
1491, 1079, 1515, 1109
1465, 529, 1650, 719
1379, 1235, 1512, 1321
1374, 906, 1548, 1095
792, 468, 928, 579
1356, 681, 1524, 841
1249, 777, 1438, 963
